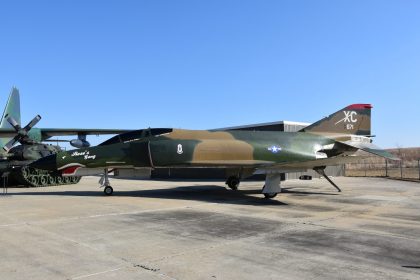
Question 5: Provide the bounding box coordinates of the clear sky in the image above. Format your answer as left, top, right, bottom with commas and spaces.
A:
1, 0, 419, 148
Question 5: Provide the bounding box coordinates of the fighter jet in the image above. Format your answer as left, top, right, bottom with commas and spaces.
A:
31, 104, 398, 198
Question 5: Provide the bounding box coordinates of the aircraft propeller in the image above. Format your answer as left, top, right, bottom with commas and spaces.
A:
3, 115, 42, 152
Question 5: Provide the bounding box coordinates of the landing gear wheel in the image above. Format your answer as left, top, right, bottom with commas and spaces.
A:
104, 186, 113, 196
262, 184, 278, 199
264, 193, 278, 199
226, 176, 240, 190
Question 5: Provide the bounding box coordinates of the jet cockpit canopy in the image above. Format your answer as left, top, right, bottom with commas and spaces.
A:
99, 128, 173, 146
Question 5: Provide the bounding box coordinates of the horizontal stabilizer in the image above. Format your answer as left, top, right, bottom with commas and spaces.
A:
340, 141, 399, 161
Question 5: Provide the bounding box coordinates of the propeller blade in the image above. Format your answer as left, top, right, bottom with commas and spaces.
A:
2, 137, 19, 152
23, 115, 41, 132
6, 116, 21, 131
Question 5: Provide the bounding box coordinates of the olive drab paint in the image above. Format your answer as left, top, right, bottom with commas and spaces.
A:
31, 104, 398, 180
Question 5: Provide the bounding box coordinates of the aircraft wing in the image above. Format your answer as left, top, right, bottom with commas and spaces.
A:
0, 128, 132, 139
0, 128, 18, 137
257, 141, 399, 172
262, 154, 370, 171
39, 128, 132, 139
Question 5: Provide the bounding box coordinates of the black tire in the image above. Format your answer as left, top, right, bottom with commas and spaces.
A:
262, 184, 278, 199
226, 176, 240, 190
264, 193, 278, 199
104, 186, 113, 196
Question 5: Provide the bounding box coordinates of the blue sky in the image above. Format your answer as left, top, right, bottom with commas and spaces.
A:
0, 0, 419, 148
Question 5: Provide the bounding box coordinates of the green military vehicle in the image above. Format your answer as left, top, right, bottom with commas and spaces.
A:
0, 87, 129, 187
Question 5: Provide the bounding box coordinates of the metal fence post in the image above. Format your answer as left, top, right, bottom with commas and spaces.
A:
364, 160, 367, 177
418, 159, 420, 181
385, 159, 388, 177
400, 160, 403, 179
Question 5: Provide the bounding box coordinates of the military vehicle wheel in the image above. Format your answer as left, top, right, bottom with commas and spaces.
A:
263, 193, 277, 199
226, 176, 240, 190
56, 176, 63, 185
104, 186, 113, 196
63, 177, 71, 184
21, 167, 30, 178
48, 176, 56, 185
29, 176, 39, 187
39, 176, 48, 186
70, 176, 79, 183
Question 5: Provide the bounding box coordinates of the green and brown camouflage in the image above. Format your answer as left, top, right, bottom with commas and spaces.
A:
31, 104, 398, 197
300, 104, 372, 138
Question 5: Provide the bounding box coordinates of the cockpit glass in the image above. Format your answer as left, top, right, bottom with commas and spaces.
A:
99, 128, 173, 146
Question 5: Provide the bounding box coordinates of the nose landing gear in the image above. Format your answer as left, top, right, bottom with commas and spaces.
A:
104, 185, 113, 195
100, 169, 114, 196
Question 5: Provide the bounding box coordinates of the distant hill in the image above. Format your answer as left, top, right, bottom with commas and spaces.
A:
345, 147, 419, 180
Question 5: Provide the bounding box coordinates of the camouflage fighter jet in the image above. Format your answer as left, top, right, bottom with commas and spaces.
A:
31, 104, 398, 198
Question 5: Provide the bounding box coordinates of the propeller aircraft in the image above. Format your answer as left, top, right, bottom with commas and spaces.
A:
0, 87, 130, 187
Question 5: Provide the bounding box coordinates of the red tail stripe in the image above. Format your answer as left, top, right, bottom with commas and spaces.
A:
346, 104, 373, 110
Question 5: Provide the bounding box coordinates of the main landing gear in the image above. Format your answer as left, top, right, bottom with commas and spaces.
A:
226, 174, 282, 199
226, 176, 240, 190
262, 174, 282, 199
100, 169, 114, 196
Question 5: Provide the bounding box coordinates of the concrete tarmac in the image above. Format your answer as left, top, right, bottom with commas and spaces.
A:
0, 177, 419, 280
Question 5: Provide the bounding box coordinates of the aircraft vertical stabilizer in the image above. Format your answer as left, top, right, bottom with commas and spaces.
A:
0, 87, 21, 149
300, 104, 372, 136
1, 87, 21, 129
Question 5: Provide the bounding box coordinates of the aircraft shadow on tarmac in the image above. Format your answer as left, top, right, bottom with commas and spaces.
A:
401, 266, 420, 269
6, 185, 289, 206
281, 187, 340, 196
5, 184, 340, 206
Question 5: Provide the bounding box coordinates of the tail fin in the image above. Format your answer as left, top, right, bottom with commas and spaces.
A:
300, 104, 372, 136
0, 87, 21, 129
0, 87, 21, 151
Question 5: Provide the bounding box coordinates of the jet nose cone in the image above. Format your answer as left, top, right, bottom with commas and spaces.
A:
30, 154, 58, 171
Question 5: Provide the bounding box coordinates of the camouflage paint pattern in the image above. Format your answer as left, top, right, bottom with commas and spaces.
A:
31, 104, 398, 177
300, 104, 372, 136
